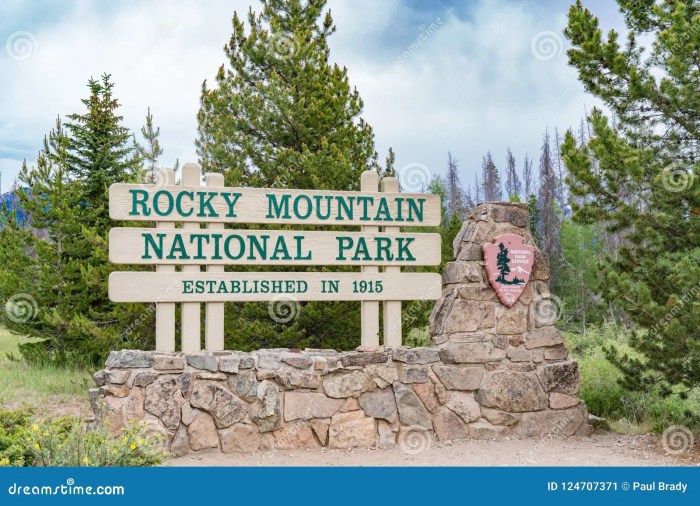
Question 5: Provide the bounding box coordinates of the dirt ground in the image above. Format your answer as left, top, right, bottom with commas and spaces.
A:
167, 432, 699, 467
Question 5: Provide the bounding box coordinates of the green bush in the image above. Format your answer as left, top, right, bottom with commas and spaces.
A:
0, 409, 166, 467
564, 324, 700, 431
0, 409, 34, 466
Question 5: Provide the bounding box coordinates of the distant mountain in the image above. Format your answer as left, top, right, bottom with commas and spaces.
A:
0, 188, 30, 225
511, 266, 530, 275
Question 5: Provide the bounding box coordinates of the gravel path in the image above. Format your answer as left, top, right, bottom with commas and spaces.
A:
167, 432, 699, 467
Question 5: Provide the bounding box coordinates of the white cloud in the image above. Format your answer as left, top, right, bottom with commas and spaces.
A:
0, 0, 624, 192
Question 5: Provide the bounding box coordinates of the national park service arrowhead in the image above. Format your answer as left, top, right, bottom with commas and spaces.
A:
482, 233, 535, 307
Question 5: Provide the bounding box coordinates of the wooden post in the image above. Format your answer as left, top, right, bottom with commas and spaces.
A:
155, 168, 176, 351
381, 176, 402, 346
181, 163, 202, 353
205, 172, 225, 351
360, 170, 380, 348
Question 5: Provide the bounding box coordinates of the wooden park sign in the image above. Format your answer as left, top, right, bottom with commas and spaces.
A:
483, 233, 535, 307
108, 164, 442, 353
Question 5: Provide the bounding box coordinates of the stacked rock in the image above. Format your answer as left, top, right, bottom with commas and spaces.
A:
429, 202, 591, 439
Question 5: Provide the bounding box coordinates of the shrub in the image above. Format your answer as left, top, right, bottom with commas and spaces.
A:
564, 324, 700, 431
0, 409, 166, 467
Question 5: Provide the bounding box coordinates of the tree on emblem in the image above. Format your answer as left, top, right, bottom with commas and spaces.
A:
496, 242, 510, 283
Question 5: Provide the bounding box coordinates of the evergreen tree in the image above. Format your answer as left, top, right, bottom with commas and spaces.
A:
0, 80, 149, 365
504, 147, 522, 199
197, 0, 379, 189
137, 107, 163, 183
196, 0, 387, 350
481, 151, 502, 201
66, 74, 142, 227
562, 0, 700, 394
553, 127, 567, 208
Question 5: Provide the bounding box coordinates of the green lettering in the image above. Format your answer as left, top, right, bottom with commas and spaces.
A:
248, 235, 269, 260
374, 198, 393, 221
375, 237, 393, 261
222, 192, 241, 217
166, 234, 190, 259
197, 191, 218, 217
129, 189, 151, 216
224, 235, 245, 260
406, 199, 424, 223
142, 233, 164, 259
294, 236, 311, 260
270, 236, 292, 260
176, 191, 194, 217
293, 195, 312, 219
153, 190, 174, 216
266, 194, 291, 219
189, 234, 209, 260
336, 237, 353, 260
397, 237, 416, 261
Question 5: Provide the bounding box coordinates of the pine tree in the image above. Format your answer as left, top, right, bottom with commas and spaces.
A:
0, 80, 150, 365
504, 147, 522, 200
563, 0, 700, 394
196, 0, 387, 350
197, 0, 379, 190
66, 74, 142, 227
553, 128, 566, 208
137, 107, 163, 183
481, 151, 502, 201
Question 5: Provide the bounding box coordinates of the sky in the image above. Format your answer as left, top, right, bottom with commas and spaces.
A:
0, 0, 626, 194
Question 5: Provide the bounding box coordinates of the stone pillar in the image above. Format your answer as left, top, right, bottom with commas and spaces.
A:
429, 202, 591, 437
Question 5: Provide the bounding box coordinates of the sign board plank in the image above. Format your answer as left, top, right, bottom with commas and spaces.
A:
109, 228, 441, 266
108, 272, 443, 303
109, 184, 441, 226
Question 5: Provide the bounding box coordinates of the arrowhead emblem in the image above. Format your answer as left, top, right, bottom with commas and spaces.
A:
482, 233, 535, 307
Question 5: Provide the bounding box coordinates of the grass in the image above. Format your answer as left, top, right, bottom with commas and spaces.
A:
0, 327, 92, 416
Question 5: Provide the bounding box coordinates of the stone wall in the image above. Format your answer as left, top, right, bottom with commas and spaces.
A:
90, 202, 591, 455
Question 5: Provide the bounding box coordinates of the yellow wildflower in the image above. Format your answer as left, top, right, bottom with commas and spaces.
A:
34, 443, 40, 450
32, 424, 39, 432
82, 456, 89, 464
130, 443, 136, 450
